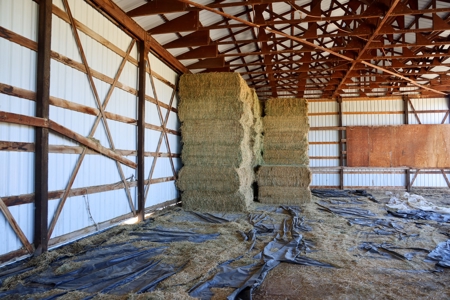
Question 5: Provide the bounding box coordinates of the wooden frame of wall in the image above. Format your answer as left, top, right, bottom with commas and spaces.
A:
0, 0, 183, 263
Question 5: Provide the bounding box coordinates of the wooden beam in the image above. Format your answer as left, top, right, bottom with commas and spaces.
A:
407, 98, 422, 124
127, 0, 188, 17
49, 120, 137, 168
164, 30, 210, 48
0, 141, 180, 157
148, 11, 199, 34
441, 169, 450, 188
137, 40, 147, 223
0, 198, 34, 254
442, 96, 450, 124
0, 110, 48, 128
187, 57, 225, 69
176, 45, 218, 60
2, 177, 177, 208
403, 95, 411, 191
337, 97, 344, 190
34, 0, 52, 255
178, 0, 446, 97
0, 111, 137, 168
88, 0, 189, 74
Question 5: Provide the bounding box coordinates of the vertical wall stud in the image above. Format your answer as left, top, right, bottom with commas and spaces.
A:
403, 95, 411, 192
34, 0, 52, 254
137, 40, 148, 222
337, 97, 344, 190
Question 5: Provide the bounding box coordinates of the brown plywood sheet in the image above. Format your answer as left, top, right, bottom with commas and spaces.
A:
368, 126, 394, 167
346, 126, 369, 166
347, 124, 450, 168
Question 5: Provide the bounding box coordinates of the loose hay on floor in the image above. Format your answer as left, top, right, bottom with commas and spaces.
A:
1, 190, 450, 299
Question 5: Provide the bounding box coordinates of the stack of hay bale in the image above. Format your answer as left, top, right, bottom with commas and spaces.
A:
177, 73, 255, 212
257, 98, 312, 204
250, 88, 263, 168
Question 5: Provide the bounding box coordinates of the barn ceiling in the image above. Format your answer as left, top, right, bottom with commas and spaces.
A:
112, 0, 450, 100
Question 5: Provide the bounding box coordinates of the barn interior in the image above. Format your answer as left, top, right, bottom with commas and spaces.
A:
1, 0, 450, 299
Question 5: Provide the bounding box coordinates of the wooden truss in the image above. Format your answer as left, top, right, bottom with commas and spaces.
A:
120, 0, 450, 100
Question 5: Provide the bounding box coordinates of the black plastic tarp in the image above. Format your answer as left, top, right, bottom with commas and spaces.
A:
427, 240, 450, 268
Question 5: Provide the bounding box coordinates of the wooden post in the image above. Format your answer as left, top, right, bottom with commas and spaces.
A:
34, 0, 52, 255
403, 95, 411, 192
137, 40, 147, 222
337, 97, 344, 190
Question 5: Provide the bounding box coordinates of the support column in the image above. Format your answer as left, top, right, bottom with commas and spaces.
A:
337, 97, 344, 190
403, 95, 411, 192
137, 40, 148, 222
34, 0, 52, 254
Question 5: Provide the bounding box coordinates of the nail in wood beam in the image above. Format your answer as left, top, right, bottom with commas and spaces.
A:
137, 40, 147, 222
34, 0, 52, 255
338, 97, 344, 190
403, 96, 411, 191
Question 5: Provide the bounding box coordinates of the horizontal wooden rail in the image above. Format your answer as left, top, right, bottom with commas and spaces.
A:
0, 141, 180, 157
2, 176, 176, 207
0, 111, 137, 168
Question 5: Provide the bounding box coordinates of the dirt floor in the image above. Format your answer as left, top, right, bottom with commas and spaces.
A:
254, 188, 450, 300
0, 188, 449, 299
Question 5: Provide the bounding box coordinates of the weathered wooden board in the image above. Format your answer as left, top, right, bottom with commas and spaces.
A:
347, 124, 450, 168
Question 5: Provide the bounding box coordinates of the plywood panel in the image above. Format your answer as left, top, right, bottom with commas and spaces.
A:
347, 125, 450, 168
346, 126, 369, 166
368, 126, 394, 167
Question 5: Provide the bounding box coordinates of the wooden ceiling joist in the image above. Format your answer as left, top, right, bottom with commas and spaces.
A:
108, 0, 450, 99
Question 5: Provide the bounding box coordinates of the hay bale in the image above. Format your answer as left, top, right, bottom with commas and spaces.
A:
262, 149, 310, 165
258, 186, 311, 204
179, 73, 250, 102
181, 190, 253, 212
178, 73, 253, 122
181, 120, 245, 145
263, 133, 308, 151
178, 73, 257, 212
265, 98, 308, 117
177, 166, 254, 193
181, 144, 250, 167
256, 165, 311, 187
250, 89, 263, 167
263, 116, 309, 133
252, 132, 264, 167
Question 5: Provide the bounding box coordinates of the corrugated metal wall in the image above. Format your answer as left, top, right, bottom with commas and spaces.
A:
0, 0, 38, 258
49, 0, 139, 239
0, 0, 180, 258
310, 96, 450, 189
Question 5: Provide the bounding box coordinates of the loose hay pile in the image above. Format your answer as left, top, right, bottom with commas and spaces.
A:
258, 98, 311, 204
177, 73, 257, 212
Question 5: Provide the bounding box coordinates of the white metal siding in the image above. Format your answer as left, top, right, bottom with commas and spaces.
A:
0, 0, 38, 256
0, 0, 181, 257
